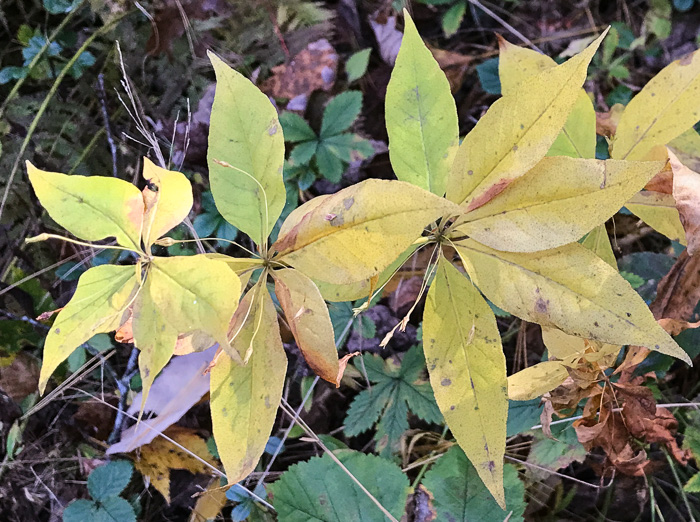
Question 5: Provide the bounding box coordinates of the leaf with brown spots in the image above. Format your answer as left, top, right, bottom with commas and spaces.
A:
423, 255, 508, 507
210, 284, 287, 486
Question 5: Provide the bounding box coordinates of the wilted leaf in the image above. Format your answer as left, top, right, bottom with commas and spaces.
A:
208, 52, 286, 245
385, 12, 458, 196
650, 249, 700, 321
422, 446, 526, 522
133, 255, 241, 407
141, 158, 193, 248
455, 239, 691, 363
273, 268, 339, 385
273, 179, 458, 285
669, 149, 700, 254
39, 265, 137, 393
27, 162, 143, 251
132, 426, 217, 503
446, 32, 606, 209
423, 256, 508, 506
210, 286, 286, 485
269, 451, 410, 521
456, 157, 665, 252
612, 48, 700, 160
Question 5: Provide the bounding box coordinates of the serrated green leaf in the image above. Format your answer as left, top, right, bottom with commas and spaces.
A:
289, 140, 318, 166
39, 265, 137, 394
27, 162, 144, 251
345, 380, 394, 437
87, 460, 133, 500
314, 143, 345, 182
270, 451, 410, 521
320, 91, 363, 138
210, 285, 286, 485
454, 239, 691, 363
279, 112, 316, 143
422, 446, 526, 521
207, 52, 285, 245
346, 48, 371, 82
423, 255, 508, 506
385, 11, 459, 196
526, 425, 586, 480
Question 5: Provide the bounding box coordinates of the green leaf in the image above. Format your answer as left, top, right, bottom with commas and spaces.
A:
526, 425, 586, 480
476, 58, 501, 95
133, 255, 241, 407
274, 179, 459, 285
210, 285, 287, 485
322, 133, 372, 163
279, 112, 316, 143
315, 143, 345, 182
62, 497, 137, 522
27, 162, 144, 251
207, 52, 286, 246
87, 461, 133, 500
320, 91, 363, 138
506, 399, 542, 436
455, 157, 665, 252
345, 380, 394, 437
442, 0, 467, 37
447, 32, 606, 210
270, 451, 410, 521
289, 140, 318, 166
62, 500, 96, 522
39, 265, 137, 394
685, 472, 700, 492
385, 11, 459, 196
346, 48, 372, 82
422, 446, 526, 522
423, 255, 508, 507
454, 239, 691, 364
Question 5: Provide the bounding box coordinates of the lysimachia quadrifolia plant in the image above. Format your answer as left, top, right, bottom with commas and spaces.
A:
269, 12, 691, 506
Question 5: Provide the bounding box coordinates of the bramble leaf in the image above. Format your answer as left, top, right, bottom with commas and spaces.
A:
207, 52, 286, 246
422, 446, 526, 522
320, 91, 363, 138
141, 158, 193, 249
454, 239, 691, 363
612, 48, 700, 160
270, 451, 410, 521
132, 255, 241, 406
210, 285, 287, 485
456, 157, 665, 252
446, 31, 606, 210
273, 268, 339, 385
279, 112, 316, 143
385, 11, 458, 196
273, 179, 458, 285
39, 264, 137, 393
423, 255, 508, 507
27, 162, 144, 251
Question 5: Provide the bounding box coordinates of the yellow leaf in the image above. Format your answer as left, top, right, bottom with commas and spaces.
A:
580, 224, 616, 267
133, 255, 241, 407
273, 268, 339, 385
541, 326, 587, 359
39, 265, 137, 393
132, 426, 217, 504
207, 52, 286, 246
507, 361, 569, 401
612, 48, 700, 160
385, 11, 458, 195
454, 239, 691, 364
189, 479, 227, 522
141, 158, 193, 248
626, 191, 687, 244
210, 286, 287, 485
423, 255, 508, 507
498, 38, 596, 159
273, 179, 458, 285
446, 31, 606, 209
26, 162, 144, 251
455, 157, 664, 252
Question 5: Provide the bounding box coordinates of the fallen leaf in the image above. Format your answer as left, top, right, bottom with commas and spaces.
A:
189, 478, 227, 522
132, 426, 217, 503
0, 352, 39, 402
595, 104, 625, 137
260, 39, 338, 106
337, 352, 361, 387
669, 149, 700, 254
107, 347, 216, 455
369, 10, 402, 65
428, 44, 472, 93
658, 318, 700, 335
651, 249, 700, 321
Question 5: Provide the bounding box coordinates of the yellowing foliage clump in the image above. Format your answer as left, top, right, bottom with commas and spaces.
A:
28, 10, 700, 508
